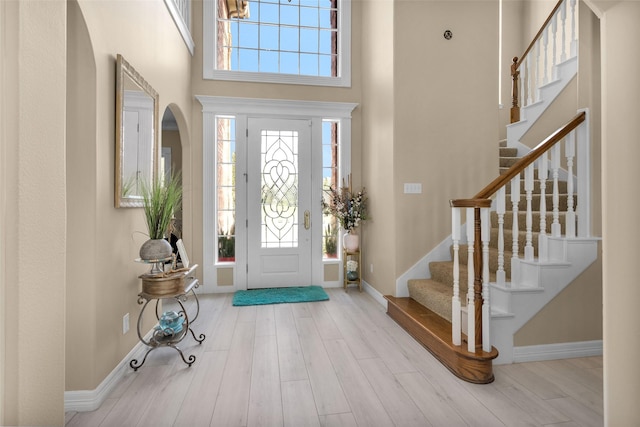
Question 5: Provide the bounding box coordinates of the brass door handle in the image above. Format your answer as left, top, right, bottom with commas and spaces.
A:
304, 210, 310, 230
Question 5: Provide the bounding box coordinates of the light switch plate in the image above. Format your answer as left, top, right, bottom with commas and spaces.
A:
404, 183, 422, 194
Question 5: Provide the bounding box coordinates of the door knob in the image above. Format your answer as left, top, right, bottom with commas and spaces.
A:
304, 210, 310, 230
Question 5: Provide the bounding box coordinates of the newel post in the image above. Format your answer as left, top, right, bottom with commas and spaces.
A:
510, 57, 520, 123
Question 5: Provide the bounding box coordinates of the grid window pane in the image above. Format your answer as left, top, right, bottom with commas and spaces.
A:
260, 25, 279, 50
280, 51, 299, 74
238, 23, 259, 49
280, 26, 299, 52
281, 5, 299, 26
260, 50, 279, 72
300, 28, 319, 53
238, 48, 259, 71
216, 0, 340, 78
300, 6, 319, 27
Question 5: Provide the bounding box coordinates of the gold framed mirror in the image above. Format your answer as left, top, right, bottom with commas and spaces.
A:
115, 54, 159, 208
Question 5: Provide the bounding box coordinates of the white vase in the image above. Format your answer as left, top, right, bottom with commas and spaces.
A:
343, 232, 359, 252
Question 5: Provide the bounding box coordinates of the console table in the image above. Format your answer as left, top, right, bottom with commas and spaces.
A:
129, 264, 205, 371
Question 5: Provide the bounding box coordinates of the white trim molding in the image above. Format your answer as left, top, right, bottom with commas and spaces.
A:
164, 0, 195, 55
513, 340, 603, 363
196, 96, 358, 294
64, 329, 156, 412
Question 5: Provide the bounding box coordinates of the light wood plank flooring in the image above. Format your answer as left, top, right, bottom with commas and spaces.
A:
65, 289, 603, 426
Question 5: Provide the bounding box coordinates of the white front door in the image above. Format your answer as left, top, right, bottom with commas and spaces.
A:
247, 118, 312, 289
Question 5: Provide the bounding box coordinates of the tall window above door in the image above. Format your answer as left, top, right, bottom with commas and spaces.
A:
202, 0, 351, 87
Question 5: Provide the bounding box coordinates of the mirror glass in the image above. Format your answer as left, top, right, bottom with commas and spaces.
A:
115, 54, 159, 208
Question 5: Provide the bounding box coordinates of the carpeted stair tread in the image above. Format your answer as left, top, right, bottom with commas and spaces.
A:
500, 147, 518, 157
408, 279, 455, 322
457, 245, 514, 277
429, 261, 498, 292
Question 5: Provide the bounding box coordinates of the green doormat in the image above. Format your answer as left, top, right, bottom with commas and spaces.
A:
232, 285, 329, 306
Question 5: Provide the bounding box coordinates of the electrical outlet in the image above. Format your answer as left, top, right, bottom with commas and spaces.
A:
370, 263, 374, 273
123, 313, 130, 334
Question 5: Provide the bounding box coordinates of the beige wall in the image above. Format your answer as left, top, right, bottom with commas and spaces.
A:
393, 0, 499, 281
2, 1, 67, 424
64, 0, 193, 393
360, 0, 396, 294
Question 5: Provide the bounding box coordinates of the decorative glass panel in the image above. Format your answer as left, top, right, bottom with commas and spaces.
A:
261, 130, 299, 248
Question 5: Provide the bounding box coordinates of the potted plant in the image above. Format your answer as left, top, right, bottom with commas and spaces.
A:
322, 176, 368, 252
139, 173, 182, 263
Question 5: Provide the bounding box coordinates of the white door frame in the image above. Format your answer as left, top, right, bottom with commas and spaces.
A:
197, 96, 358, 293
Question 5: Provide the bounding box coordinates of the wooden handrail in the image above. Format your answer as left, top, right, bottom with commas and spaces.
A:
451, 111, 586, 205
513, 0, 565, 71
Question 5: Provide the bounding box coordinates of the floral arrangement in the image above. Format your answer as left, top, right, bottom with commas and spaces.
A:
346, 260, 358, 272
322, 181, 368, 232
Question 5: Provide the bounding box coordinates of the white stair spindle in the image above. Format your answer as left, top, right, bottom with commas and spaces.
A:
496, 187, 506, 287
565, 130, 576, 238
535, 40, 541, 101
481, 207, 491, 353
466, 208, 475, 353
561, 0, 568, 62
551, 143, 562, 237
510, 175, 521, 285
526, 56, 533, 106
524, 165, 535, 261
451, 208, 462, 346
551, 10, 559, 78
570, 0, 578, 57
542, 27, 549, 85
538, 152, 549, 261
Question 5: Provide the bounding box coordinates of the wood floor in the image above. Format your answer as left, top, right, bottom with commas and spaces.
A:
65, 289, 604, 427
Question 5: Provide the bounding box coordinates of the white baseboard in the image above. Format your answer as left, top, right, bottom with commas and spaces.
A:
64, 329, 154, 412
513, 340, 603, 363
362, 280, 387, 309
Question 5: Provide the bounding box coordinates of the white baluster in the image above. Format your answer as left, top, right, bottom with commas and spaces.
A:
538, 152, 549, 261
535, 40, 541, 101
496, 187, 506, 287
521, 57, 527, 108
466, 208, 475, 353
481, 207, 491, 353
561, 0, 568, 62
570, 0, 578, 58
452, 208, 461, 346
565, 131, 576, 238
524, 165, 534, 261
552, 10, 559, 79
510, 175, 521, 286
551, 143, 562, 237
526, 56, 533, 106
542, 26, 549, 85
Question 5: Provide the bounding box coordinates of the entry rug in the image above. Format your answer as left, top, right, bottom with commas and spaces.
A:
232, 285, 329, 306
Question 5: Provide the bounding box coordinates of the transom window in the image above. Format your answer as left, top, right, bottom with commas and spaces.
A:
203, 0, 351, 86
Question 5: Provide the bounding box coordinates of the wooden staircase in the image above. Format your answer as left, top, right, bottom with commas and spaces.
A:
383, 0, 589, 383
386, 140, 570, 384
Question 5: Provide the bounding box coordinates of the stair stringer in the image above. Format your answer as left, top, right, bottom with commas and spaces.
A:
489, 237, 599, 365
507, 56, 578, 149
